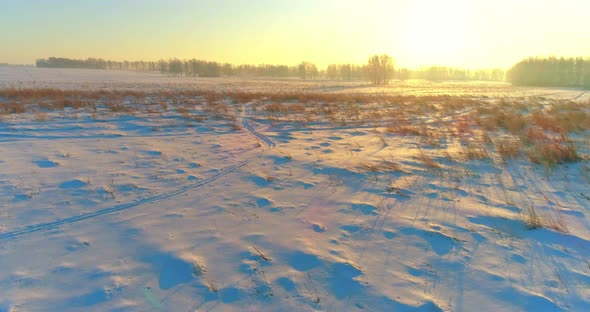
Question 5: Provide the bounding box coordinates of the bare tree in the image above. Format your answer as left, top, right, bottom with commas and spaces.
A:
366, 54, 395, 85
297, 62, 318, 80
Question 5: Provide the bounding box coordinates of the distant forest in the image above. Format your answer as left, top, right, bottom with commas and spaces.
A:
36, 56, 590, 88
35, 56, 505, 83
507, 57, 590, 88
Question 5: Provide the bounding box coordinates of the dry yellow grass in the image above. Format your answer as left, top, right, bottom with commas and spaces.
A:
496, 138, 521, 160
358, 160, 402, 173
1, 87, 586, 169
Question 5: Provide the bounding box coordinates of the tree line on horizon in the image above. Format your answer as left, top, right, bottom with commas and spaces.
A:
35, 56, 506, 84
507, 56, 590, 88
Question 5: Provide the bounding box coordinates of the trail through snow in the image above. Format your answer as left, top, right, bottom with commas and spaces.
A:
0, 106, 274, 240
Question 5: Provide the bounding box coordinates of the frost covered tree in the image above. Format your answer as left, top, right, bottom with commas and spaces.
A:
366, 54, 395, 85
298, 62, 318, 80
507, 56, 590, 88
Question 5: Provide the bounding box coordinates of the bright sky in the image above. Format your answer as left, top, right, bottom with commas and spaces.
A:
1, 0, 589, 69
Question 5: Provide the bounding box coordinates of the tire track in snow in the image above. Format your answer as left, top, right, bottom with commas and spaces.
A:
0, 108, 275, 241
0, 159, 250, 241
242, 104, 275, 148
0, 132, 197, 142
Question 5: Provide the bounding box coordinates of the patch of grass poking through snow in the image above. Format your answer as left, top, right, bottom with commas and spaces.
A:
496, 138, 521, 160
205, 277, 218, 293
229, 122, 242, 131
250, 245, 271, 262
460, 143, 490, 161
34, 111, 49, 122
524, 204, 543, 230
526, 140, 580, 168
523, 204, 568, 233
416, 145, 440, 169
358, 160, 402, 173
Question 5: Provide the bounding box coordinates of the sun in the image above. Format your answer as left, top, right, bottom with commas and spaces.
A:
397, 0, 469, 65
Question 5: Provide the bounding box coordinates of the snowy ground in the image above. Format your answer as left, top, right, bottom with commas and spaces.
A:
2, 66, 589, 101
1, 68, 589, 311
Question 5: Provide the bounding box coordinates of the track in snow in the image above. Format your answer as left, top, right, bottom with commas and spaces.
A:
0, 109, 275, 241
573, 92, 586, 100
242, 104, 276, 148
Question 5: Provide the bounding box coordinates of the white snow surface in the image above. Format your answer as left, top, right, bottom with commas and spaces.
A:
0, 68, 589, 312
1, 66, 589, 100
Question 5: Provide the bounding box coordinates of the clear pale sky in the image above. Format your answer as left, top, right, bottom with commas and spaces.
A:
1, 0, 589, 69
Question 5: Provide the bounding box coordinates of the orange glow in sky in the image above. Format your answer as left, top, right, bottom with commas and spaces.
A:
1, 0, 589, 68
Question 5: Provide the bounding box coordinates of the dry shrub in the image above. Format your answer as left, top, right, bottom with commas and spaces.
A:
496, 138, 521, 159
177, 107, 206, 121
390, 110, 408, 124
550, 108, 590, 133
531, 111, 561, 133
416, 147, 440, 169
34, 111, 49, 122
205, 101, 230, 119
477, 108, 527, 134
461, 144, 489, 160
51, 98, 88, 110
453, 119, 475, 138
265, 102, 286, 119
72, 99, 88, 109
38, 101, 59, 111
502, 113, 528, 134
0, 88, 481, 122
0, 88, 65, 99
527, 141, 579, 166
106, 101, 131, 113
359, 160, 401, 173
545, 212, 569, 233
191, 114, 208, 122
228, 91, 259, 103
229, 122, 242, 131
439, 97, 469, 112
386, 124, 428, 136
204, 91, 222, 103
288, 104, 306, 114
524, 205, 543, 230
477, 115, 499, 131
50, 99, 66, 110
521, 126, 579, 166
523, 204, 568, 233
176, 107, 190, 116
1, 101, 26, 114
523, 127, 551, 145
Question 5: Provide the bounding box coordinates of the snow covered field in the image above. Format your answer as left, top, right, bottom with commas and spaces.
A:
2, 66, 589, 101
1, 68, 589, 311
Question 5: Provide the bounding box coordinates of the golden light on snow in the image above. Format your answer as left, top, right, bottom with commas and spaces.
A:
1, 64, 589, 311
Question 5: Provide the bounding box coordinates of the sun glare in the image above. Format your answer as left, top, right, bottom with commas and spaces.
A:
397, 1, 469, 65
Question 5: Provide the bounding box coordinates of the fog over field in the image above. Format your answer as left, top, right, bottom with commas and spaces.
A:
1, 66, 588, 100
